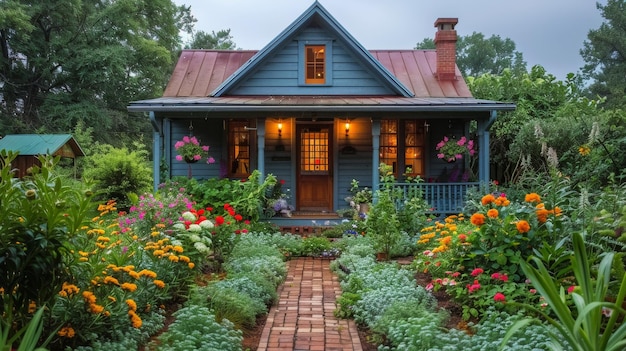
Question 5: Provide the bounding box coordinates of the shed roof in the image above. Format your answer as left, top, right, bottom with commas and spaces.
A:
0, 134, 85, 157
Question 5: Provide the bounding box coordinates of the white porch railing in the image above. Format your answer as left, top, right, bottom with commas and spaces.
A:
390, 182, 482, 215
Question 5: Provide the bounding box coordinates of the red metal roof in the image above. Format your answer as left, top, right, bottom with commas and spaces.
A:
162, 49, 472, 99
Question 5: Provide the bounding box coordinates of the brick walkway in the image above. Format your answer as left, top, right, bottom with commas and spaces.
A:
257, 257, 363, 351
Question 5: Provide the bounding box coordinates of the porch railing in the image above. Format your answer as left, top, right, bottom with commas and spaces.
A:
390, 182, 482, 215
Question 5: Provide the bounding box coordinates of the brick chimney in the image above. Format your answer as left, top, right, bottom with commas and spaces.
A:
434, 18, 458, 80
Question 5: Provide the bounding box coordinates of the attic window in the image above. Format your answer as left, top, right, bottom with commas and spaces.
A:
305, 45, 325, 84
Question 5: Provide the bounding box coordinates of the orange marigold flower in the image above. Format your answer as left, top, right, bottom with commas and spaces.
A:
168, 255, 179, 263
128, 271, 140, 279
58, 326, 76, 338
172, 245, 184, 253
138, 269, 157, 279
103, 276, 120, 285
494, 196, 510, 206
536, 208, 549, 223
439, 236, 452, 245
487, 209, 499, 218
89, 304, 104, 314
126, 299, 137, 311
178, 255, 190, 263
188, 262, 195, 269
470, 213, 486, 226
121, 283, 137, 292
153, 280, 166, 289
481, 194, 496, 205
525, 193, 542, 203
129, 310, 142, 328
82, 291, 97, 304
553, 206, 562, 216
516, 220, 531, 233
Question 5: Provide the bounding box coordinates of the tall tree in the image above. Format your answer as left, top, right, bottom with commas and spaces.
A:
415, 32, 526, 77
581, 0, 626, 109
185, 29, 237, 50
0, 0, 195, 145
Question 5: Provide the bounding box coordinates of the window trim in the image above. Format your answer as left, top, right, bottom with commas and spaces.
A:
298, 41, 333, 86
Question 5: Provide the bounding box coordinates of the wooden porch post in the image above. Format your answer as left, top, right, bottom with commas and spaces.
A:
257, 118, 266, 181
478, 111, 497, 184
372, 119, 381, 201
149, 111, 161, 192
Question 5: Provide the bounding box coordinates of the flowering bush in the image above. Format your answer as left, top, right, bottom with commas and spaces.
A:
264, 179, 293, 217
174, 135, 216, 164
436, 135, 475, 162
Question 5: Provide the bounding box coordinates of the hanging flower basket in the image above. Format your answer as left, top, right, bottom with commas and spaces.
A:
174, 135, 216, 164
436, 136, 475, 162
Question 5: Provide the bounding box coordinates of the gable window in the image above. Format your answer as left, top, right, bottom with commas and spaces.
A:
305, 45, 325, 84
380, 119, 425, 177
228, 120, 251, 177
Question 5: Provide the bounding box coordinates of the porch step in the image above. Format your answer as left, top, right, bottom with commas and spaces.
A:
264, 212, 345, 236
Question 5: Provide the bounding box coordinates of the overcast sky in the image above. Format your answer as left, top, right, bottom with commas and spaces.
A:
173, 0, 606, 81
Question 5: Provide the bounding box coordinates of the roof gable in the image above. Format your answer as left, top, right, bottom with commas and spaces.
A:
211, 1, 414, 97
0, 134, 85, 157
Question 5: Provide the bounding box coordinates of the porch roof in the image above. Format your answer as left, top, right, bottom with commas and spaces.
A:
127, 96, 515, 113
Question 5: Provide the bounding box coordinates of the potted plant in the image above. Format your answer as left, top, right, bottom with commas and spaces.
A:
435, 135, 475, 162
348, 179, 373, 214
174, 135, 216, 164
365, 189, 401, 261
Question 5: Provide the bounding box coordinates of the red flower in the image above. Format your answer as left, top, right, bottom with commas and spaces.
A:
197, 209, 205, 215
234, 214, 243, 221
215, 216, 225, 225
458, 234, 467, 242
471, 268, 484, 276
467, 280, 481, 293
494, 292, 506, 302
568, 285, 576, 294
280, 179, 285, 185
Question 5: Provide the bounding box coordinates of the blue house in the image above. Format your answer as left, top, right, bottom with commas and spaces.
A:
128, 2, 514, 217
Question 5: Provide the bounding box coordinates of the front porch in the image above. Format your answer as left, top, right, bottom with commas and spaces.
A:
267, 181, 484, 232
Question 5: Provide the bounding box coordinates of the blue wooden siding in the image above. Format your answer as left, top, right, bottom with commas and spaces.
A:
264, 119, 295, 206
335, 118, 374, 210
169, 119, 224, 180
230, 27, 395, 96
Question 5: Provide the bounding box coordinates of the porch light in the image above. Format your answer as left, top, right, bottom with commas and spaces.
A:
345, 120, 350, 137
278, 120, 283, 137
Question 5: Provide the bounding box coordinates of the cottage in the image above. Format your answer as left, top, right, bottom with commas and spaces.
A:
128, 2, 514, 218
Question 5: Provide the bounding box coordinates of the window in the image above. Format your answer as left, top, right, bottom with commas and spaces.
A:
380, 120, 425, 177
305, 45, 325, 84
300, 127, 329, 173
380, 120, 398, 173
228, 121, 251, 177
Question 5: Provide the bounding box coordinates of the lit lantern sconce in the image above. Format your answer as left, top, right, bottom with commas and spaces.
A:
277, 120, 283, 138
345, 119, 350, 137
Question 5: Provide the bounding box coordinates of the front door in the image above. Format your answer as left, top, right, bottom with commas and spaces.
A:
296, 124, 333, 211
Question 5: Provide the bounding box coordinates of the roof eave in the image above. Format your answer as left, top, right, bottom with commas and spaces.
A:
127, 103, 516, 113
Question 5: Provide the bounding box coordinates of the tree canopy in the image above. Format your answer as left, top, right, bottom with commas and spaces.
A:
184, 29, 238, 50
415, 32, 527, 77
0, 0, 195, 145
581, 0, 626, 109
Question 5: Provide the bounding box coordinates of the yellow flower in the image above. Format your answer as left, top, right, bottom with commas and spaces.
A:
103, 276, 120, 286
89, 304, 104, 314
188, 262, 195, 269
138, 269, 157, 279
153, 280, 166, 289
579, 145, 591, 156
168, 255, 180, 263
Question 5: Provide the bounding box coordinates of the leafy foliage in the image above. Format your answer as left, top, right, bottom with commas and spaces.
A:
83, 144, 153, 210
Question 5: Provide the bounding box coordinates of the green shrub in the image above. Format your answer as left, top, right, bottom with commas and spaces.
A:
83, 144, 152, 210
150, 305, 242, 351
301, 236, 332, 257
206, 287, 264, 330
224, 256, 287, 289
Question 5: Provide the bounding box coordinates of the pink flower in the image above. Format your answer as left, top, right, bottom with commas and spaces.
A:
175, 155, 183, 161
568, 285, 576, 294
494, 292, 506, 302
529, 289, 537, 294
471, 268, 484, 276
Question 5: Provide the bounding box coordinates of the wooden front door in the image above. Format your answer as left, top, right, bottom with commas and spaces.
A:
296, 124, 333, 211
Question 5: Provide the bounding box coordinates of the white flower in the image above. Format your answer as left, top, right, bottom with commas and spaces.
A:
199, 219, 214, 229
182, 211, 197, 221
172, 223, 186, 230
188, 224, 202, 232
189, 234, 201, 242
194, 242, 209, 253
